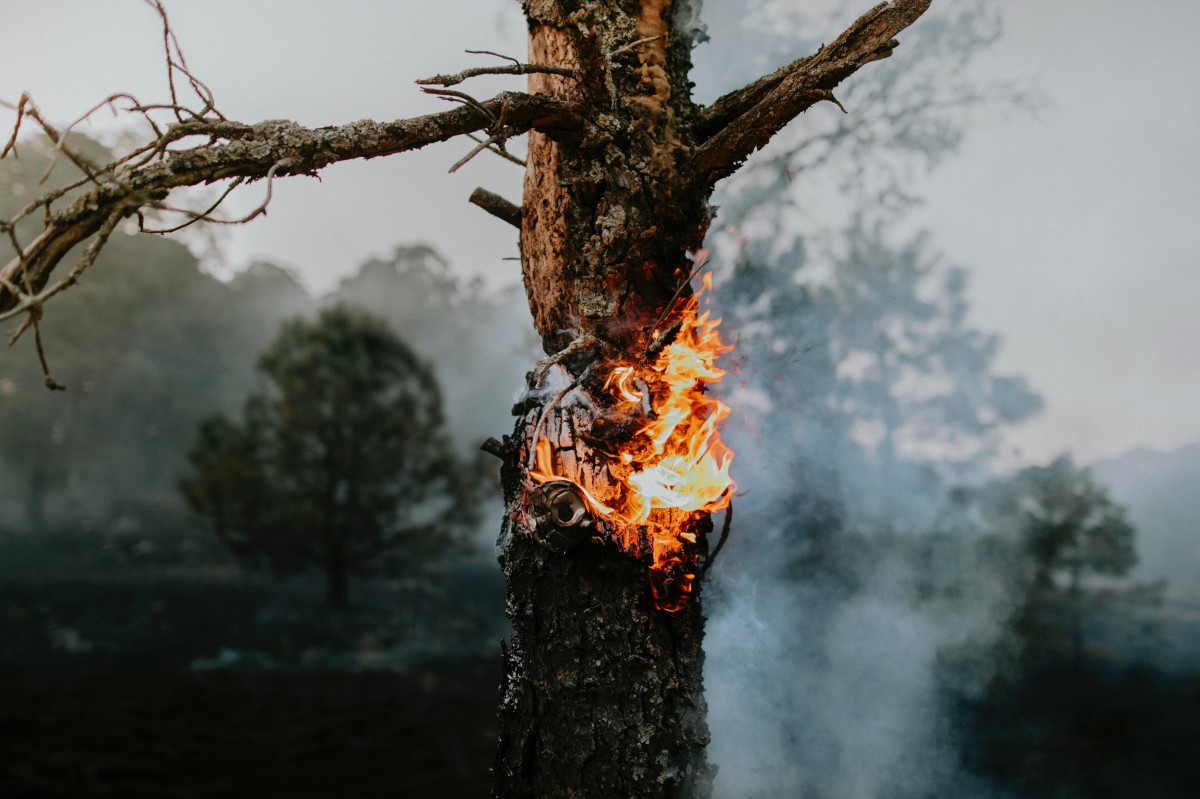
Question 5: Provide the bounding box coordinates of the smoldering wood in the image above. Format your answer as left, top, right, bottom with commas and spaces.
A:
496, 3, 931, 794
481, 436, 508, 460
495, 389, 714, 797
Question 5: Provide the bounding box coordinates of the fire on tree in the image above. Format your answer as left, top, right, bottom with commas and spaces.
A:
0, 1, 932, 795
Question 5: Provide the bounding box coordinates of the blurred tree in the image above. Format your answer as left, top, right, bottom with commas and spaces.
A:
182, 306, 470, 610
993, 456, 1137, 671
705, 0, 1040, 554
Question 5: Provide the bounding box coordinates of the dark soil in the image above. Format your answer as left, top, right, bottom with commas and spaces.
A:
0, 530, 505, 798
0, 662, 498, 799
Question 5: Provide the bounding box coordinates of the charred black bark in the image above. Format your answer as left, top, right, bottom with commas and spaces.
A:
493, 393, 713, 799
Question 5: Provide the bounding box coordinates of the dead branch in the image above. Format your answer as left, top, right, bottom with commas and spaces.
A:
417, 56, 575, 88
481, 436, 507, 460
691, 0, 932, 188
0, 91, 581, 314
465, 132, 527, 167
470, 187, 522, 229
700, 500, 733, 577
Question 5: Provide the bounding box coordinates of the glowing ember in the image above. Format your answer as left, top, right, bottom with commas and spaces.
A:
528, 267, 736, 612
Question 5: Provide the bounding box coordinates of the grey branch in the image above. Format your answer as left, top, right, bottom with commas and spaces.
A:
417, 64, 576, 88
691, 0, 932, 188
0, 91, 581, 315
470, 187, 523, 229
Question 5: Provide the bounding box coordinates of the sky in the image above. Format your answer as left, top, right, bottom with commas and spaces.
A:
0, 0, 1196, 465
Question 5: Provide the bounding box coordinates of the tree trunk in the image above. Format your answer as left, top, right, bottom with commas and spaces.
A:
490, 2, 931, 796
493, 4, 716, 797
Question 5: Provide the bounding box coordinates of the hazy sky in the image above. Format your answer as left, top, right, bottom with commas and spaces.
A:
1, 0, 1196, 465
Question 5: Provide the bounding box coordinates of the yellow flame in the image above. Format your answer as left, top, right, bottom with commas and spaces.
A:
528, 268, 735, 611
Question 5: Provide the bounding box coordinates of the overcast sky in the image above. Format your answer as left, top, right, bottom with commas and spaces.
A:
1, 0, 1196, 466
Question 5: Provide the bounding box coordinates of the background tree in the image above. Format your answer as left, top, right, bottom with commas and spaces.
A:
989, 455, 1138, 671
182, 306, 469, 611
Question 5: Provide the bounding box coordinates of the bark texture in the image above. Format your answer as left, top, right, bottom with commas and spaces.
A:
494, 3, 717, 796
493, 402, 713, 797
492, 2, 932, 797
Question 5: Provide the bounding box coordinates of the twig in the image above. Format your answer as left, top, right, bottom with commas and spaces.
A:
701, 500, 733, 577
421, 87, 499, 126
1, 207, 125, 325
32, 312, 65, 391
481, 437, 507, 460
647, 255, 708, 341
0, 93, 29, 158
466, 132, 526, 167
469, 187, 522, 228
418, 60, 575, 88
138, 176, 244, 234
645, 319, 682, 361
449, 134, 499, 174
608, 35, 660, 60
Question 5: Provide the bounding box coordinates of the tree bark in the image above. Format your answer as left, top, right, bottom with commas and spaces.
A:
490, 2, 932, 796
493, 4, 716, 796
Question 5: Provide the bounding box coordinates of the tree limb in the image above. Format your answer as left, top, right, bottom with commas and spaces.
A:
417, 62, 576, 88
691, 0, 932, 188
0, 91, 580, 314
470, 187, 523, 229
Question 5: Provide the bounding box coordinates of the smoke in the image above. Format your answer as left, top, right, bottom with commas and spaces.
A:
685, 1, 1040, 793
704, 511, 1021, 798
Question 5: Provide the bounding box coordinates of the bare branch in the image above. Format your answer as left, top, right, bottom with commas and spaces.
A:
0, 93, 29, 159
1, 206, 124, 326
691, 0, 932, 188
417, 53, 575, 88
449, 134, 502, 174
0, 91, 581, 314
700, 500, 733, 577
465, 132, 526, 167
32, 312, 65, 391
469, 187, 523, 229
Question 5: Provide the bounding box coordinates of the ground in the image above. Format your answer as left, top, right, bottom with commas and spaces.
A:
0, 528, 503, 799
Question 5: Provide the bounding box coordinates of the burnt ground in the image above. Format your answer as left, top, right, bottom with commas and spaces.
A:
0, 530, 505, 799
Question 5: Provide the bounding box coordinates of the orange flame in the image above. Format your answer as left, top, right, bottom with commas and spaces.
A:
529, 268, 735, 611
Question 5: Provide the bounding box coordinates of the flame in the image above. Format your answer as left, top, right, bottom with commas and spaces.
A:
529, 268, 736, 612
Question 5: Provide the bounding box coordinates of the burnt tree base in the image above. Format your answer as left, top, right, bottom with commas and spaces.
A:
491, 406, 714, 799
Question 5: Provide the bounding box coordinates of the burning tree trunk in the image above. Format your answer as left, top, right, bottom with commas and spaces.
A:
489, 3, 932, 795
0, 1, 932, 795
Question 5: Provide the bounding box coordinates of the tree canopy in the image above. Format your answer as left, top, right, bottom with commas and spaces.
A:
181, 306, 472, 610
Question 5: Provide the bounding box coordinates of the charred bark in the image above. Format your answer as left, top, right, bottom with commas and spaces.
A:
488, 2, 932, 797
493, 402, 713, 797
